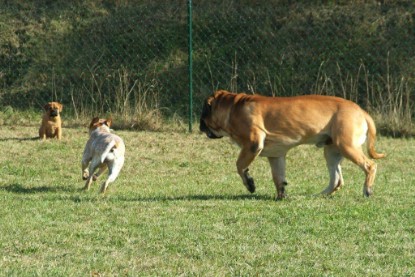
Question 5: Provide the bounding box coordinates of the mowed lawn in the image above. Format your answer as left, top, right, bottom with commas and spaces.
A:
0, 125, 414, 276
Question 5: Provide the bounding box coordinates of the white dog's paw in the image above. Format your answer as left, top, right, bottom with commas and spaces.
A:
82, 171, 89, 180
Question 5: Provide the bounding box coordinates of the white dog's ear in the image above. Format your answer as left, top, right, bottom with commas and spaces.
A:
105, 118, 112, 127
91, 117, 100, 123
89, 117, 100, 128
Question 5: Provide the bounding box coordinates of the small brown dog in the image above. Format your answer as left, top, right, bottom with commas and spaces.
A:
81, 117, 125, 193
39, 102, 63, 140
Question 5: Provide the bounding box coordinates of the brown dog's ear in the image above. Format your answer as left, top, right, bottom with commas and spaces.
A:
58, 103, 63, 112
44, 103, 51, 111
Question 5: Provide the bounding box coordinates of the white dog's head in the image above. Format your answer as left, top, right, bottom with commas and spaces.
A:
88, 117, 112, 135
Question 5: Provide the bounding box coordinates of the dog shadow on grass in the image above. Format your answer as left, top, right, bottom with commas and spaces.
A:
0, 183, 275, 202
0, 137, 39, 142
112, 193, 275, 202
1, 183, 76, 194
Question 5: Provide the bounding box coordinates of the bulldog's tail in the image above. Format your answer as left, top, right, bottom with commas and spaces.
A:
364, 111, 386, 159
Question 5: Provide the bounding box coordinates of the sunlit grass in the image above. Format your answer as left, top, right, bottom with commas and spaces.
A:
0, 126, 414, 276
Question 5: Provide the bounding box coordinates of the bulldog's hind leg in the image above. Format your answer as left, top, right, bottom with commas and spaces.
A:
321, 145, 344, 195
340, 145, 377, 197
39, 126, 46, 140
236, 132, 264, 193
268, 156, 288, 200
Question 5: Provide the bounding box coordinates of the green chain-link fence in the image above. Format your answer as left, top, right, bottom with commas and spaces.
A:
1, 1, 414, 133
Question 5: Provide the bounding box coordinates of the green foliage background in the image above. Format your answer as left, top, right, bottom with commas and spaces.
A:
0, 1, 414, 132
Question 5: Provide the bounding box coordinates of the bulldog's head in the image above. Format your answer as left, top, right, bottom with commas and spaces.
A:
199, 91, 234, 139
44, 102, 63, 117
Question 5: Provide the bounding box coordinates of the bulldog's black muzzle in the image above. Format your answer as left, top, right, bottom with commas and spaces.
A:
49, 109, 59, 117
200, 119, 223, 139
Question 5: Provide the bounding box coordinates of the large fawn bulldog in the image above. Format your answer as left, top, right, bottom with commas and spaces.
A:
200, 90, 385, 200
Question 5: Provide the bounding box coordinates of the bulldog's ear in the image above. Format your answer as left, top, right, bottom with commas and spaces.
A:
201, 97, 212, 118
206, 96, 214, 106
58, 103, 63, 112
213, 90, 227, 98
44, 103, 51, 110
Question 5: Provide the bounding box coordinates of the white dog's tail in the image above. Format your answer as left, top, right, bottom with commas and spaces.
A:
364, 111, 386, 159
101, 140, 117, 163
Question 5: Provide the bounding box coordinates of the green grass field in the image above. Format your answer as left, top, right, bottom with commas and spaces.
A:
0, 126, 414, 276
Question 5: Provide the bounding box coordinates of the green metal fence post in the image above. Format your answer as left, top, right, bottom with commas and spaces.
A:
187, 0, 193, 132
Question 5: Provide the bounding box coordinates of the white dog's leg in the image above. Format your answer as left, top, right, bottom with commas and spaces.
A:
81, 158, 91, 180
93, 165, 107, 181
268, 156, 288, 200
84, 157, 101, 191
100, 156, 124, 193
321, 145, 344, 195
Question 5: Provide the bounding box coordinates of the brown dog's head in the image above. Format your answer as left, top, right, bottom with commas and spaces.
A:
44, 102, 63, 117
200, 90, 234, 139
88, 117, 112, 134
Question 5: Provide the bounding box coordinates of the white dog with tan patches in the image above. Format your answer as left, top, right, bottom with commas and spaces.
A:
82, 117, 125, 193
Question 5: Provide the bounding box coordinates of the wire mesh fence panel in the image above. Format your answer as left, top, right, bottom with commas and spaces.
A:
0, 1, 190, 118
192, 1, 414, 106
191, 1, 414, 135
0, 1, 414, 132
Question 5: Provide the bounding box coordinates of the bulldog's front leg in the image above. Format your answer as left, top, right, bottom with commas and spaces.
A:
56, 127, 62, 140
236, 136, 264, 193
268, 156, 288, 200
